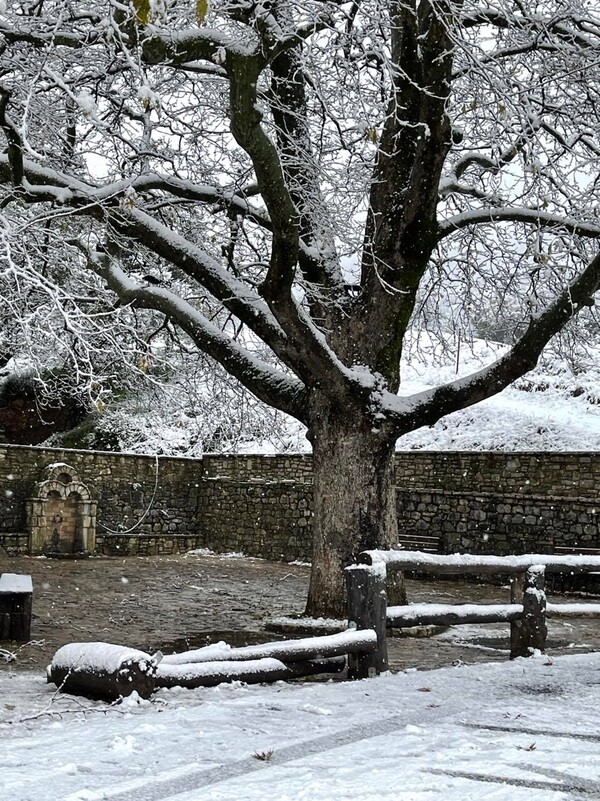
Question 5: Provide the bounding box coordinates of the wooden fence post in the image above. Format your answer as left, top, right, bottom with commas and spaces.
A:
346, 564, 388, 679
510, 565, 547, 658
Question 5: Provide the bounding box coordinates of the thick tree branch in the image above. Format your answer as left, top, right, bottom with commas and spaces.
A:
460, 9, 600, 50
0, 155, 286, 345
438, 208, 600, 240
107, 206, 286, 346
0, 153, 351, 399
0, 90, 23, 185
142, 27, 260, 65
0, 20, 99, 49
0, 156, 272, 231
109, 212, 350, 394
352, 0, 459, 385
269, 32, 342, 289
86, 247, 309, 423
381, 251, 600, 433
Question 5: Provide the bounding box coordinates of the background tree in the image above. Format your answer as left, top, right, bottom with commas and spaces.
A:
1, 0, 600, 616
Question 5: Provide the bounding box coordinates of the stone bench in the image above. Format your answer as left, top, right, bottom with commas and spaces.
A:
0, 573, 33, 641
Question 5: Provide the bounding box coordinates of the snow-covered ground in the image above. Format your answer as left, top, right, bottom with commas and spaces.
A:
396, 337, 600, 452
2, 649, 600, 801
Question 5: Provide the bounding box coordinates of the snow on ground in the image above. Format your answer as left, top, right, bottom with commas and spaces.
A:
2, 650, 600, 801
396, 336, 600, 452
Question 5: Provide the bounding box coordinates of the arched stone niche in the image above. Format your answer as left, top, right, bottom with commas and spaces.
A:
27, 463, 97, 555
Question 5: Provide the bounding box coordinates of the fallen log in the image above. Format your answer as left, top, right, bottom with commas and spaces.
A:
160, 629, 377, 666
48, 642, 157, 701
156, 655, 346, 689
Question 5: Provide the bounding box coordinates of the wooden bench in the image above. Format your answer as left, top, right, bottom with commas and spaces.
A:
554, 546, 600, 556
0, 573, 33, 641
551, 547, 600, 594
396, 534, 440, 578
397, 533, 440, 553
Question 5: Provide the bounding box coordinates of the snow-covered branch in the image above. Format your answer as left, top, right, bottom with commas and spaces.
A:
142, 26, 260, 66
91, 249, 309, 421
438, 209, 600, 241
384, 250, 600, 432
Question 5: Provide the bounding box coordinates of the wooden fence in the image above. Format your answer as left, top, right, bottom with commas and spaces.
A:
47, 551, 600, 699
346, 550, 600, 679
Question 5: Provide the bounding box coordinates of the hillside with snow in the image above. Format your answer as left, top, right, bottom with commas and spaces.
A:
396, 336, 600, 452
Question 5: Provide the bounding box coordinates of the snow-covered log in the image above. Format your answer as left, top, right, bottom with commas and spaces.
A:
47, 643, 157, 701
360, 551, 600, 575
160, 629, 377, 666
386, 603, 524, 628
156, 656, 346, 689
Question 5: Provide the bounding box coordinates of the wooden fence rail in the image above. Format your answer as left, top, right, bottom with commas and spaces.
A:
346, 550, 600, 679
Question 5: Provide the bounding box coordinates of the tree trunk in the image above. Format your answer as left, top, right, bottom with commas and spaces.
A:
305, 400, 405, 619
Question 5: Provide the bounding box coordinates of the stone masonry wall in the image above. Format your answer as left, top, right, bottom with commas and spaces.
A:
96, 534, 203, 557
0, 445, 204, 555
392, 452, 600, 556
199, 455, 313, 561
1, 445, 600, 560
392, 452, 600, 498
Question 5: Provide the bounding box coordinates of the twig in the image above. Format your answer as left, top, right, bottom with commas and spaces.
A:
17, 700, 126, 724
17, 660, 127, 723
253, 748, 274, 762
0, 639, 46, 663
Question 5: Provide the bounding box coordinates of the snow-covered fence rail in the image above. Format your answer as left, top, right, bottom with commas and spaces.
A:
346, 551, 600, 679
385, 603, 524, 627
358, 551, 600, 575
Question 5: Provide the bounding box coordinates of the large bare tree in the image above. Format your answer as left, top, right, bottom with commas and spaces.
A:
1, 0, 600, 616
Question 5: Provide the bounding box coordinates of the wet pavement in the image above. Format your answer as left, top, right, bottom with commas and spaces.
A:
1, 552, 599, 675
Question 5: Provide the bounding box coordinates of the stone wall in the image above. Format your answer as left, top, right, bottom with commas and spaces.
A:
197, 454, 312, 561
392, 452, 600, 556
0, 533, 29, 556
1, 445, 600, 561
96, 534, 203, 557
0, 445, 204, 555
392, 452, 600, 498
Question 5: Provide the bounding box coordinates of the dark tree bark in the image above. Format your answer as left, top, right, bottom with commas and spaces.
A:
306, 395, 405, 618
